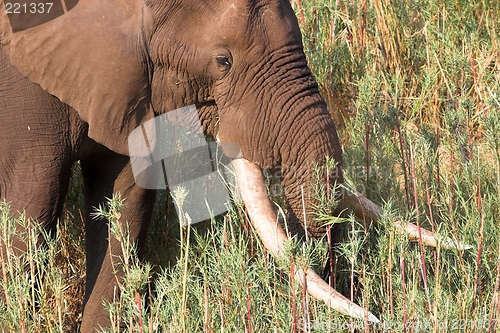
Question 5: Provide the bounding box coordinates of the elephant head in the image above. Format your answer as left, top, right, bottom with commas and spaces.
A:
0, 0, 466, 322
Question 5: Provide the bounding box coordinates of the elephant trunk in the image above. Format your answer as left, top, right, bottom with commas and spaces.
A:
277, 104, 472, 250
278, 103, 343, 239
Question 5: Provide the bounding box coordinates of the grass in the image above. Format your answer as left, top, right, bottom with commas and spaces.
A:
2, 0, 500, 331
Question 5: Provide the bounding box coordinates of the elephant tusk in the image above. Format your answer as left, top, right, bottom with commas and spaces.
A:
342, 191, 473, 251
233, 158, 380, 323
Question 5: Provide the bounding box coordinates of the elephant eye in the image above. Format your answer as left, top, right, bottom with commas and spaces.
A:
216, 56, 232, 70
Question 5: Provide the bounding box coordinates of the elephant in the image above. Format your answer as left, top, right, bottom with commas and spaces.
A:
0, 0, 466, 331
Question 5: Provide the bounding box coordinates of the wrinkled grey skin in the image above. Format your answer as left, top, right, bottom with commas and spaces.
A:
0, 0, 343, 331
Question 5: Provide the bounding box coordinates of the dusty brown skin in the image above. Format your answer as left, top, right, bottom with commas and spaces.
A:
0, 0, 356, 331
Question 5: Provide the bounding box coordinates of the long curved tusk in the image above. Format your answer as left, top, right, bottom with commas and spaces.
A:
343, 191, 473, 251
233, 158, 380, 323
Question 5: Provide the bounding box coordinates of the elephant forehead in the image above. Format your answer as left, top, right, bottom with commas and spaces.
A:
214, 1, 298, 48
152, 0, 298, 52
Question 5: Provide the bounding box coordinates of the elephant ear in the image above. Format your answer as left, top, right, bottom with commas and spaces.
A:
0, 0, 154, 155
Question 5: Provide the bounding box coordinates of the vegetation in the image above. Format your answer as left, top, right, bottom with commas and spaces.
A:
1, 0, 500, 331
